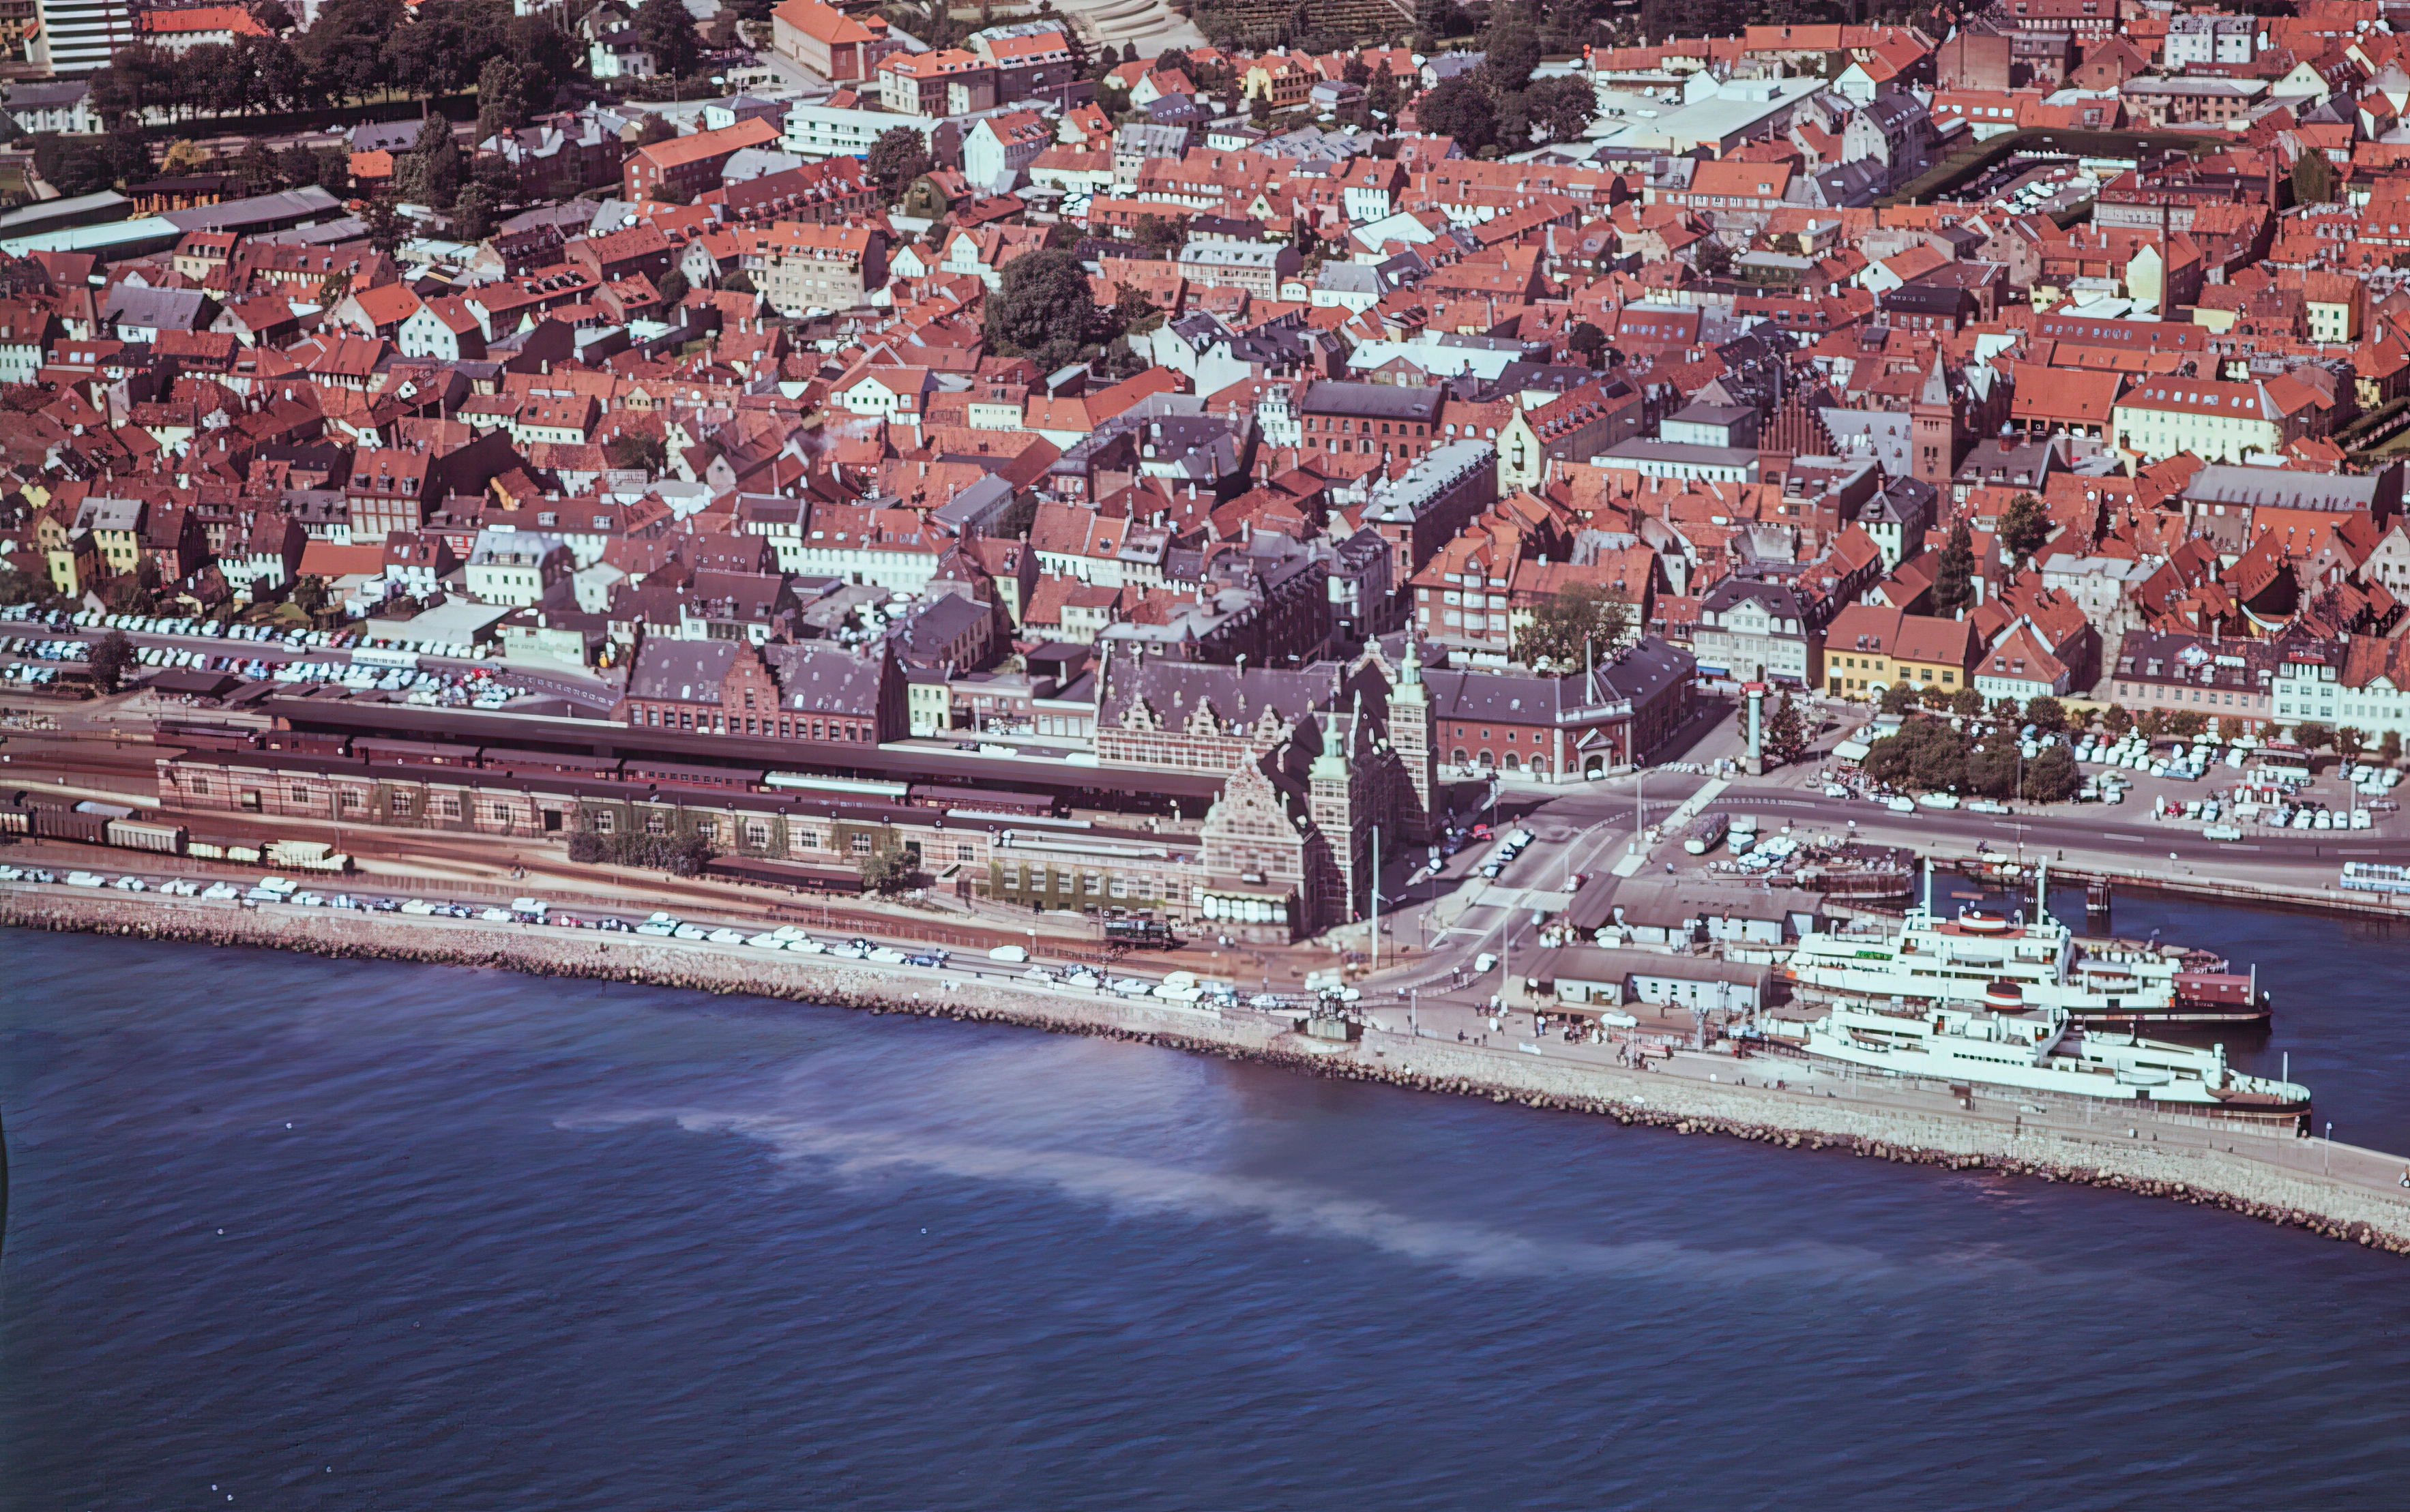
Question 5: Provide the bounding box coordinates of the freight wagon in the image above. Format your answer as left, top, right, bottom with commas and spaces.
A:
0, 790, 340, 871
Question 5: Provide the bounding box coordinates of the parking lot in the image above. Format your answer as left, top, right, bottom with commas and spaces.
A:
1817, 722, 2399, 841
0, 604, 546, 709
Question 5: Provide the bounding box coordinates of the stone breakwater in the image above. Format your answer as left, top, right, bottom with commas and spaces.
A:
12, 889, 2410, 1258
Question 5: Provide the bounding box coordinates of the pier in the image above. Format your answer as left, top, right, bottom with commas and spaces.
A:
10, 884, 2410, 1258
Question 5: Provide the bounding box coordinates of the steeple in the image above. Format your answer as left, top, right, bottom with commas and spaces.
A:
1918, 349, 1952, 409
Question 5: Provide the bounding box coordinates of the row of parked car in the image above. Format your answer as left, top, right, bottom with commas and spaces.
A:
3, 865, 1312, 1016
2, 604, 359, 650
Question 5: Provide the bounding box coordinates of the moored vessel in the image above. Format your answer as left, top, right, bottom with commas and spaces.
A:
1785, 996, 2310, 1127
1782, 861, 2271, 1027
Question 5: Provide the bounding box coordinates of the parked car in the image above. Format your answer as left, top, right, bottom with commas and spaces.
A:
1885, 795, 1917, 814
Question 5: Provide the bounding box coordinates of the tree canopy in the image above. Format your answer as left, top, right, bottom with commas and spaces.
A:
89, 629, 137, 694
1762, 692, 1808, 767
1514, 582, 1632, 674
982, 248, 1102, 370
1931, 519, 1975, 617
866, 127, 932, 198
1480, 1, 1542, 93
633, 0, 703, 81
1998, 491, 2053, 563
1414, 76, 1495, 149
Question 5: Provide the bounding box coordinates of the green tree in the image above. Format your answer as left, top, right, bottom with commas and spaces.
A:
89, 629, 137, 693
237, 138, 282, 192
1248, 93, 1271, 125
1131, 211, 1188, 253
1931, 518, 1975, 616
247, 34, 310, 113
982, 248, 1101, 370
1566, 320, 1605, 366
2337, 726, 2368, 762
1863, 717, 1968, 793
276, 142, 319, 187
1762, 691, 1807, 767
1413, 75, 1495, 149
866, 125, 932, 198
1919, 682, 1953, 710
1968, 738, 2019, 799
2136, 707, 2169, 741
476, 55, 531, 143
362, 191, 407, 253
861, 844, 916, 894
2020, 744, 2079, 804
1998, 490, 2052, 563
1879, 680, 1922, 715
1950, 685, 1985, 718
1480, 0, 1541, 92
2166, 709, 2207, 739
2023, 695, 2066, 732
634, 0, 702, 80
608, 430, 670, 473
450, 179, 495, 241
656, 266, 688, 306
1988, 695, 2021, 724
1366, 64, 1401, 121
2293, 149, 2338, 205
1512, 582, 1630, 673
297, 0, 402, 102
1529, 74, 1594, 143
2295, 721, 2334, 751
2382, 730, 2402, 765
2102, 702, 2134, 737
394, 115, 461, 206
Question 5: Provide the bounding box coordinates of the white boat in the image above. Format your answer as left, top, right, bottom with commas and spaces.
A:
1794, 997, 2310, 1125
1783, 861, 2267, 1025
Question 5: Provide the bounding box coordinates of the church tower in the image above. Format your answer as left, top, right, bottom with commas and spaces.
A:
1911, 351, 1965, 492
1385, 635, 1437, 843
1308, 709, 1363, 924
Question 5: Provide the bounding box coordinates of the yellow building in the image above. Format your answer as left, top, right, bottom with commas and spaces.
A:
73, 496, 147, 576
1823, 604, 1978, 699
46, 529, 98, 597
2302, 271, 2364, 344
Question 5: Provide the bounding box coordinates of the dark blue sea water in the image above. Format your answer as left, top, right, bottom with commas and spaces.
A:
4, 898, 2409, 1511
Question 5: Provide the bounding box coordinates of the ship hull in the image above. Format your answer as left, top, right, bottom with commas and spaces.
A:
1796, 1041, 2310, 1126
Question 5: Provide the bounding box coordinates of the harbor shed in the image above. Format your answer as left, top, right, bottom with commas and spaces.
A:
1566, 878, 1825, 947
1525, 945, 1776, 1013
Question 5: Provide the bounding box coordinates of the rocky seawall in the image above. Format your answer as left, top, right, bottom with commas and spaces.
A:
11, 889, 2410, 1258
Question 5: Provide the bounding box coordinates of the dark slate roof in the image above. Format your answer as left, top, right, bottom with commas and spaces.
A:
762, 640, 887, 717
627, 636, 740, 705
1700, 575, 1810, 618
102, 284, 211, 333
1422, 637, 1694, 720
1097, 655, 1339, 734
1297, 379, 1444, 421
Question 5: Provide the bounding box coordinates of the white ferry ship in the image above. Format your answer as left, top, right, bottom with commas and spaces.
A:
1782, 862, 2269, 1026
1792, 995, 2310, 1125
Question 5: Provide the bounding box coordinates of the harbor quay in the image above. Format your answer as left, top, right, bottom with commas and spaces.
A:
10, 885, 2410, 1258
